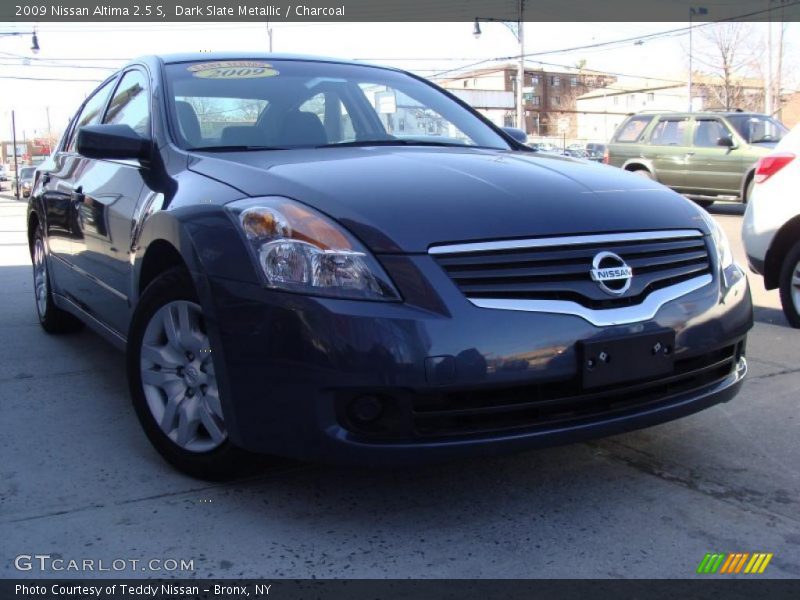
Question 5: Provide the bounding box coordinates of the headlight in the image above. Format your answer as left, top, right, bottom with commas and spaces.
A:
699, 209, 744, 288
227, 197, 400, 301
699, 209, 733, 269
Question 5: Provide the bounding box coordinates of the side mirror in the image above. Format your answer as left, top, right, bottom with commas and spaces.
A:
716, 136, 735, 148
502, 127, 528, 145
76, 124, 150, 161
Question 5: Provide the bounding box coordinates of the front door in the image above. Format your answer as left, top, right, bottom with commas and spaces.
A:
69, 68, 152, 334
684, 117, 744, 197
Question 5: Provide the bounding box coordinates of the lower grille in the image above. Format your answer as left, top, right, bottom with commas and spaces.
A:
411, 344, 740, 438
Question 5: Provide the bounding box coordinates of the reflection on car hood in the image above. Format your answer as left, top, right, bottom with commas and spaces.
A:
188, 146, 707, 253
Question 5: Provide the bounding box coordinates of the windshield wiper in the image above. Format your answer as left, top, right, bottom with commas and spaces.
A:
315, 139, 469, 149
190, 145, 288, 152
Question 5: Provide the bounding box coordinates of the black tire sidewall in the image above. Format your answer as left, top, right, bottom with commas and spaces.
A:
779, 241, 800, 328
127, 267, 247, 480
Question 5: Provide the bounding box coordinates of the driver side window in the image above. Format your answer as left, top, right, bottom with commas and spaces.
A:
66, 77, 117, 153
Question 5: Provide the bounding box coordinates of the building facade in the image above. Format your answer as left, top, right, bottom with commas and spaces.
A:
437, 65, 615, 137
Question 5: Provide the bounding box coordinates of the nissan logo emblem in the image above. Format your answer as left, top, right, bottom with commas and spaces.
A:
590, 251, 633, 296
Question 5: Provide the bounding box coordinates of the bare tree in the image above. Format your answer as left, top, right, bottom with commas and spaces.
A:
692, 22, 762, 111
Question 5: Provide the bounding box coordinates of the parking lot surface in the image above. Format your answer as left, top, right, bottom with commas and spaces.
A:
1, 191, 798, 579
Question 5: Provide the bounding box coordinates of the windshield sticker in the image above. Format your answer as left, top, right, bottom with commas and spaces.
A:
188, 62, 279, 79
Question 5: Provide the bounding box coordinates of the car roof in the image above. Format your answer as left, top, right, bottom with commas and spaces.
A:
130, 52, 398, 71
630, 111, 766, 119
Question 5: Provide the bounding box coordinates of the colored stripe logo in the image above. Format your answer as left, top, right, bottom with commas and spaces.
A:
697, 553, 773, 574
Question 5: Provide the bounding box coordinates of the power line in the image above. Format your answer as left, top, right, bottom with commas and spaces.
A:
431, 2, 800, 79
0, 75, 101, 82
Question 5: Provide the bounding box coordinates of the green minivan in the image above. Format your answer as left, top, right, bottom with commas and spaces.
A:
605, 111, 788, 207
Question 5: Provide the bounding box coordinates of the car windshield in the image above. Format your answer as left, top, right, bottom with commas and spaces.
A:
20, 167, 35, 179
165, 59, 511, 151
727, 114, 788, 144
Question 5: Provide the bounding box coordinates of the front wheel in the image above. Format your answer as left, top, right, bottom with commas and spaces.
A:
692, 199, 714, 209
778, 241, 800, 328
631, 169, 654, 180
127, 267, 253, 479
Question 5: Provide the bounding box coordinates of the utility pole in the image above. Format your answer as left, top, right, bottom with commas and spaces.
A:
11, 110, 19, 200
766, 2, 773, 115
46, 106, 52, 154
472, 1, 527, 134
516, 0, 525, 134
688, 7, 708, 113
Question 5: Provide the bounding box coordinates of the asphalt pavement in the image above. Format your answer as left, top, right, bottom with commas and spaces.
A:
1, 190, 798, 579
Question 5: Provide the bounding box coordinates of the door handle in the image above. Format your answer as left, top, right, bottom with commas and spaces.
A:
71, 186, 85, 205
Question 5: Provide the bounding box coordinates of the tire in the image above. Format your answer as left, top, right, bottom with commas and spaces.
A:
744, 177, 754, 204
127, 267, 254, 480
692, 199, 714, 209
778, 240, 800, 329
32, 225, 84, 333
631, 169, 654, 180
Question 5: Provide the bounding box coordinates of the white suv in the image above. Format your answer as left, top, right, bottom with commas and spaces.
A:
742, 125, 800, 327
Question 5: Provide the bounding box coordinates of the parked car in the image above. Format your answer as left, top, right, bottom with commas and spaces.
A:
563, 148, 587, 159
28, 53, 752, 479
742, 124, 800, 326
585, 142, 606, 162
605, 111, 787, 207
14, 166, 36, 198
0, 164, 8, 182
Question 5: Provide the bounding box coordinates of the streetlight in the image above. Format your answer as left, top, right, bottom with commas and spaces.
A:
473, 0, 526, 133
0, 28, 40, 54
688, 7, 708, 112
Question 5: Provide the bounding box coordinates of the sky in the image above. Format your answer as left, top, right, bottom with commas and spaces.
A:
0, 20, 794, 141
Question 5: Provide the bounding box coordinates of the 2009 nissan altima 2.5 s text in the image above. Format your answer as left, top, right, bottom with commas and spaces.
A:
27, 53, 753, 479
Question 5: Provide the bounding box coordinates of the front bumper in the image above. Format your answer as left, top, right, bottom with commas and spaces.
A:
200, 256, 753, 465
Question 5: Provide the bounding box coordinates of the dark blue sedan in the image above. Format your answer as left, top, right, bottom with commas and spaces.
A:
27, 54, 752, 479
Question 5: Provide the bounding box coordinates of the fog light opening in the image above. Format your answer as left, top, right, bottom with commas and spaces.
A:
349, 395, 384, 424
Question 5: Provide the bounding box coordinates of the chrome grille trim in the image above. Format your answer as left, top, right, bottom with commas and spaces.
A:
469, 274, 713, 326
428, 229, 705, 255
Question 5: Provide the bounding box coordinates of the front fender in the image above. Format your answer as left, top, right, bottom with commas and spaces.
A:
133, 204, 260, 303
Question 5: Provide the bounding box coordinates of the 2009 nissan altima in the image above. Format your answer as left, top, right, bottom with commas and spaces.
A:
27, 53, 752, 479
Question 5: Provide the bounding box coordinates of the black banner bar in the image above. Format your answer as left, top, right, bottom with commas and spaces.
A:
3, 579, 800, 600
3, 0, 800, 22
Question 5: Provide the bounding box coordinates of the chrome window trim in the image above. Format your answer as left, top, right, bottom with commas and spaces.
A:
468, 274, 713, 326
428, 229, 705, 255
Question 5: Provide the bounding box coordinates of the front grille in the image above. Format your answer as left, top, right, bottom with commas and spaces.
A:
411, 343, 740, 438
431, 230, 712, 309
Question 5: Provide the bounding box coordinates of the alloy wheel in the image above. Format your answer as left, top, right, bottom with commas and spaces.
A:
139, 300, 226, 452
33, 236, 48, 318
792, 259, 800, 317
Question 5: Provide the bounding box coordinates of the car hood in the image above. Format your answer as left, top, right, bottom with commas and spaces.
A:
188, 146, 707, 253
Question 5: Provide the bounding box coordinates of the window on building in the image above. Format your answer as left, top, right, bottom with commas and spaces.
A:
570, 76, 578, 87
552, 96, 561, 107
647, 92, 655, 101
613, 96, 619, 105
531, 75, 540, 86
550, 76, 560, 87
532, 96, 541, 106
